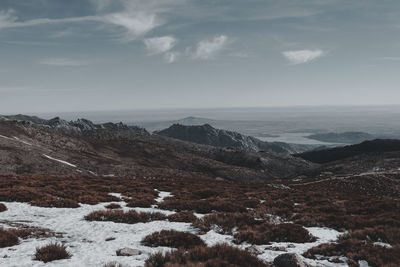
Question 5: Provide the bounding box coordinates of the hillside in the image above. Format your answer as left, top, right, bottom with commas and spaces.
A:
296, 139, 400, 164
155, 123, 316, 154
306, 131, 376, 144
0, 118, 315, 181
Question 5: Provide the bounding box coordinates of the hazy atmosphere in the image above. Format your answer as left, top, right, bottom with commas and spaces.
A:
1, 0, 400, 113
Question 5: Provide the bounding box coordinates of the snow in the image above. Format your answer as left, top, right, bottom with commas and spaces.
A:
42, 154, 77, 168
373, 242, 392, 248
13, 136, 32, 146
154, 190, 173, 203
0, 134, 12, 140
0, 190, 347, 267
359, 260, 369, 267
0, 200, 193, 267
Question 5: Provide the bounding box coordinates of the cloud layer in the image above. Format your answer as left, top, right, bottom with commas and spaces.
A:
282, 49, 325, 65
38, 58, 91, 66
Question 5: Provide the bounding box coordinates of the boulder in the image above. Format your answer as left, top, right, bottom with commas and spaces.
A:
116, 248, 140, 256
273, 253, 308, 267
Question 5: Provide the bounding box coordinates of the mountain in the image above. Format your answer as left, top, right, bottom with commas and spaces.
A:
1, 114, 146, 136
0, 117, 316, 181
295, 139, 400, 164
306, 131, 376, 144
155, 123, 317, 154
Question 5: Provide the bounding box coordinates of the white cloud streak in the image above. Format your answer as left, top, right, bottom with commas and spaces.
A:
164, 51, 180, 63
193, 35, 229, 60
282, 49, 325, 65
0, 7, 163, 41
144, 36, 176, 55
38, 58, 92, 66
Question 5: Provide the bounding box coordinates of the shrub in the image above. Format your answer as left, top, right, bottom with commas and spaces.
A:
142, 230, 205, 249
0, 228, 19, 248
234, 223, 316, 245
0, 203, 6, 212
34, 243, 71, 263
30, 197, 79, 208
145, 244, 266, 267
193, 212, 258, 234
126, 198, 155, 208
168, 212, 197, 223
159, 198, 246, 213
105, 203, 121, 209
304, 238, 400, 267
84, 209, 166, 224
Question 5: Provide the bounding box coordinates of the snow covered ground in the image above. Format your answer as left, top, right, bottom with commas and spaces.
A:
0, 190, 347, 267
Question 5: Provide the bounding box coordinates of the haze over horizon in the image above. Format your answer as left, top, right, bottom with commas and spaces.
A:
1, 0, 400, 113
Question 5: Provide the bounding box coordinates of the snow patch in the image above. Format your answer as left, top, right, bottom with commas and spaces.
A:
154, 190, 172, 203
373, 242, 392, 248
43, 154, 77, 168
0, 202, 193, 267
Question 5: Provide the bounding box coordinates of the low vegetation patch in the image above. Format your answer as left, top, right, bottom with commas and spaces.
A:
159, 197, 247, 213
84, 209, 166, 224
34, 243, 71, 263
234, 223, 316, 245
0, 228, 19, 248
145, 244, 266, 267
105, 203, 122, 209
142, 230, 205, 249
304, 238, 400, 267
167, 211, 197, 223
193, 212, 258, 234
0, 203, 6, 212
30, 197, 79, 208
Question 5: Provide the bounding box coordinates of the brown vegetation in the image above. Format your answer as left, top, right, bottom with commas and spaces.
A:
0, 227, 19, 248
0, 203, 6, 212
167, 211, 197, 223
193, 212, 258, 234
105, 203, 122, 209
145, 244, 266, 267
142, 230, 205, 249
234, 223, 316, 245
34, 243, 71, 263
304, 238, 400, 267
84, 209, 166, 224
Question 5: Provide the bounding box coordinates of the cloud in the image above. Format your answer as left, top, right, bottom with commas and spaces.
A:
193, 35, 229, 60
164, 51, 180, 63
0, 7, 163, 41
144, 36, 177, 55
38, 58, 92, 66
376, 57, 400, 61
282, 49, 325, 65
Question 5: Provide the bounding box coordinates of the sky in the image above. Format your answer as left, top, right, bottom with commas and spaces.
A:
1, 0, 400, 114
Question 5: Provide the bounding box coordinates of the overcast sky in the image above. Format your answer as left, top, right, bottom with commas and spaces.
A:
1, 0, 400, 113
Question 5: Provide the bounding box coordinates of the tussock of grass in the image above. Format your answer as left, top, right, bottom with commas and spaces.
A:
142, 230, 205, 249
105, 203, 121, 209
167, 212, 197, 223
0, 203, 6, 212
234, 223, 316, 245
34, 243, 71, 263
0, 228, 19, 248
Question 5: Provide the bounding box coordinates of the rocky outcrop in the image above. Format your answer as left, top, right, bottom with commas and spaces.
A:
156, 124, 316, 154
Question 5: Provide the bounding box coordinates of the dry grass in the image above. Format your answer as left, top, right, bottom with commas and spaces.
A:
0, 203, 6, 212
234, 223, 316, 245
105, 203, 122, 209
145, 244, 266, 267
304, 238, 400, 267
193, 212, 258, 234
167, 211, 197, 223
84, 209, 166, 224
0, 227, 19, 248
34, 243, 71, 263
142, 230, 205, 249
